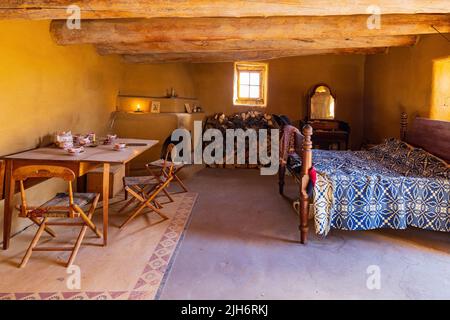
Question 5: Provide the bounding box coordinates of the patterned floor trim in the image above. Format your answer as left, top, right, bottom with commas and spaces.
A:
154, 193, 198, 300
0, 193, 198, 300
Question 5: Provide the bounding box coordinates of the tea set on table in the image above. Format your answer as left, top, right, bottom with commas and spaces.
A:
54, 131, 126, 155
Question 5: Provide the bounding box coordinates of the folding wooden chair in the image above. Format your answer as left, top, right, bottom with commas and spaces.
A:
13, 165, 101, 268
119, 144, 175, 229
147, 144, 188, 194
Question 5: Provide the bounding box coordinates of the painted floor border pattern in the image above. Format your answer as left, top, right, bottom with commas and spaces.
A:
154, 192, 199, 300
0, 193, 199, 300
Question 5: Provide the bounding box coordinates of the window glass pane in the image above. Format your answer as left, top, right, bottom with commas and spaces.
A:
249, 72, 260, 86
239, 72, 250, 85
239, 84, 250, 98
249, 85, 260, 99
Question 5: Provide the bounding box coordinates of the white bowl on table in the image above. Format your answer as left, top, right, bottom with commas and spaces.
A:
67, 146, 84, 155
113, 143, 126, 151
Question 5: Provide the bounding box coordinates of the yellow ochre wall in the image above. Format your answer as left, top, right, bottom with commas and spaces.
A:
0, 20, 123, 240
121, 56, 366, 149
189, 55, 366, 149
364, 34, 450, 143
120, 35, 449, 150
119, 63, 196, 98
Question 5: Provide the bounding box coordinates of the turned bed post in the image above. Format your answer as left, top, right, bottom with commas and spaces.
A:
300, 124, 313, 244
400, 112, 408, 141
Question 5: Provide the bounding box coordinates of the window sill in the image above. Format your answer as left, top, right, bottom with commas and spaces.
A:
233, 104, 267, 108
233, 101, 267, 108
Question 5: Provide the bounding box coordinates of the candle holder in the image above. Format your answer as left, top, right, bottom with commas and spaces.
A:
134, 104, 143, 113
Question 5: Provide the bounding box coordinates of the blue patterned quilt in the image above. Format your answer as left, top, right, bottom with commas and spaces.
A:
312, 139, 450, 236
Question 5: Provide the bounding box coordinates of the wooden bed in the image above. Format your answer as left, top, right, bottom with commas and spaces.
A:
298, 112, 450, 244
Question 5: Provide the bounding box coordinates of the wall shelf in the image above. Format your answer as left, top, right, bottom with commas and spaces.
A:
116, 95, 200, 113
118, 94, 198, 100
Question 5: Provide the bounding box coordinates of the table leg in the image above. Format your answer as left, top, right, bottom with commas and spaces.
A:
125, 162, 130, 176
102, 163, 110, 246
3, 160, 14, 250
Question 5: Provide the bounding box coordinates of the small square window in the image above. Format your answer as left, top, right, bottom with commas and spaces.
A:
233, 62, 268, 107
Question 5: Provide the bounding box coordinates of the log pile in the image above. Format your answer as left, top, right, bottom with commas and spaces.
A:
203, 111, 276, 168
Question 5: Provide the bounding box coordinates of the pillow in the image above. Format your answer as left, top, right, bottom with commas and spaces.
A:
395, 141, 448, 178
422, 152, 449, 179
370, 138, 413, 162
369, 138, 449, 178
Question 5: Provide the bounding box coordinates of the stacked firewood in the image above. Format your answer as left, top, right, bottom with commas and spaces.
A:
203, 111, 276, 168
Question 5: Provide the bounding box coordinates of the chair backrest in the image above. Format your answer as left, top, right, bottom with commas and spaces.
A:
162, 144, 176, 179
13, 165, 76, 181
13, 165, 76, 217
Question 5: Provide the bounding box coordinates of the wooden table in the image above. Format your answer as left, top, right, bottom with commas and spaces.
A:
2, 138, 158, 250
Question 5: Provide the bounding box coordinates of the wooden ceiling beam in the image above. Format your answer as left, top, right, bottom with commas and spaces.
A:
50, 15, 450, 45
96, 35, 418, 55
1, 1, 450, 20
122, 48, 389, 64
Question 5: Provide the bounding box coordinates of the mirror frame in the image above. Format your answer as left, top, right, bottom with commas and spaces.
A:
306, 83, 336, 120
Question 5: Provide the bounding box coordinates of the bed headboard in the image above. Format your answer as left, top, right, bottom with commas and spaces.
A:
400, 112, 450, 163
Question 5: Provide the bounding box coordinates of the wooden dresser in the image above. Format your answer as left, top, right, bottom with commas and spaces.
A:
300, 119, 350, 150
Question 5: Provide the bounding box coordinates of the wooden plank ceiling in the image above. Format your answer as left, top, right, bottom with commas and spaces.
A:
2, 1, 450, 63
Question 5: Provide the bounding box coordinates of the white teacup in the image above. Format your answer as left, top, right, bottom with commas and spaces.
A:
59, 141, 73, 150
114, 143, 126, 151
78, 137, 90, 146
68, 146, 84, 155
104, 134, 117, 145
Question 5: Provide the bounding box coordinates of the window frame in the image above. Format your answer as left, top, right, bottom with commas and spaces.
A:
233, 62, 268, 107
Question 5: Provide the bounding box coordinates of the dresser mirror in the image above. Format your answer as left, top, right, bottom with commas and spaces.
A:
308, 84, 335, 120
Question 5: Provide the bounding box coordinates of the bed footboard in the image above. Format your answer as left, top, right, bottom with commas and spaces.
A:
299, 125, 313, 244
